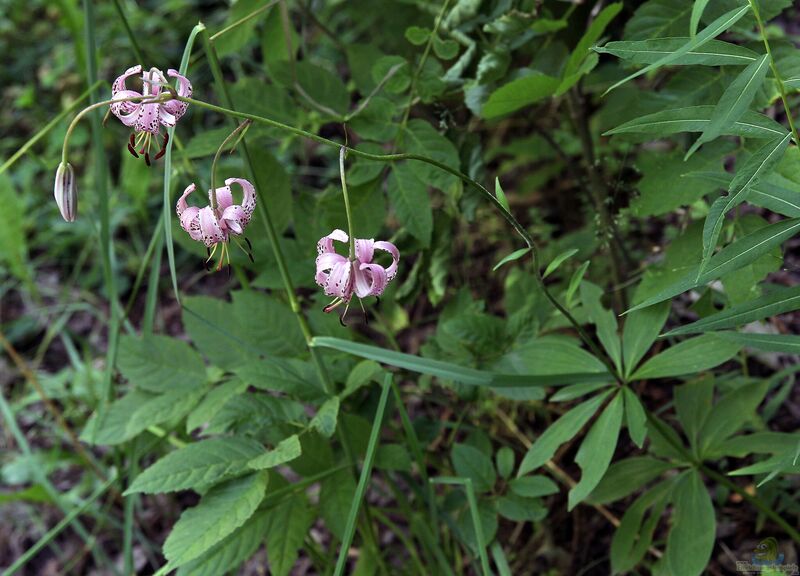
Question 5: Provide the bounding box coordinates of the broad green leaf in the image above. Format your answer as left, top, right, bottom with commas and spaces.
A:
248, 435, 302, 470
312, 336, 610, 389
568, 392, 623, 510
699, 380, 768, 457
493, 247, 531, 271
543, 248, 579, 279
452, 443, 496, 493
176, 510, 269, 576
320, 469, 356, 539
605, 106, 785, 139
624, 0, 693, 40
622, 301, 671, 378
665, 285, 800, 336
163, 472, 268, 567
665, 470, 715, 576
235, 357, 323, 401
187, 380, 248, 432
622, 388, 648, 448
265, 492, 314, 576
692, 171, 800, 217
627, 218, 800, 313
595, 38, 757, 66
563, 3, 622, 79
405, 25, 430, 45
690, 0, 712, 36
580, 282, 622, 374
631, 334, 741, 380
388, 163, 432, 246
375, 444, 413, 472
433, 36, 460, 59
214, 0, 266, 56
250, 147, 292, 233
606, 5, 751, 93
126, 437, 266, 494
403, 119, 460, 191
482, 72, 560, 119
495, 493, 548, 522
611, 480, 672, 574
518, 391, 612, 477
496, 447, 515, 480
342, 360, 384, 399
273, 61, 349, 117
183, 296, 246, 369
685, 54, 771, 159
231, 291, 306, 357
674, 376, 714, 452
699, 133, 792, 275
125, 386, 208, 438
117, 334, 206, 393
716, 331, 800, 354
80, 390, 154, 446
588, 457, 673, 505
205, 394, 306, 437
509, 475, 559, 498
309, 398, 339, 438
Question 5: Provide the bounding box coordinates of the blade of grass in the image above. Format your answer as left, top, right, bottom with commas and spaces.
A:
111, 0, 146, 63
333, 375, 393, 576
430, 477, 492, 576
3, 470, 118, 576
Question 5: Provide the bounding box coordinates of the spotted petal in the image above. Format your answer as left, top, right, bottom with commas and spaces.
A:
225, 178, 256, 222
354, 262, 388, 298
160, 69, 192, 121
198, 206, 225, 247
373, 240, 399, 280
324, 260, 353, 299
317, 229, 349, 256
176, 184, 202, 241
316, 251, 348, 287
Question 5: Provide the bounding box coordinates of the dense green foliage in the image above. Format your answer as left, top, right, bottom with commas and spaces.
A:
2, 0, 800, 574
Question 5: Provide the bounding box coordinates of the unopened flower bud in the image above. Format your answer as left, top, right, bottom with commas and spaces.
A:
54, 162, 77, 222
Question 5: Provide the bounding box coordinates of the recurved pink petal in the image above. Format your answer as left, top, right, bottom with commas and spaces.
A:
373, 240, 399, 280
160, 69, 192, 121
110, 89, 143, 121
324, 260, 353, 299
220, 204, 246, 235
355, 238, 375, 264
225, 178, 256, 221
176, 184, 195, 216
199, 207, 226, 247
212, 185, 234, 212
315, 252, 347, 286
176, 184, 203, 241
354, 262, 388, 298
112, 65, 143, 97
317, 229, 349, 256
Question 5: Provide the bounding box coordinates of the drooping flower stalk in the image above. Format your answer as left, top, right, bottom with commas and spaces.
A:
209, 119, 251, 210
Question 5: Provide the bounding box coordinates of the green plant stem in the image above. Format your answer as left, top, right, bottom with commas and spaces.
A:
339, 147, 357, 258
210, 0, 280, 41
209, 119, 251, 209
333, 375, 393, 576
748, 0, 800, 145
123, 439, 138, 576
111, 0, 145, 63
646, 412, 800, 545
176, 94, 619, 378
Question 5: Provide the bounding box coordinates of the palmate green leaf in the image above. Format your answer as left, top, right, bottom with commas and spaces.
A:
605, 106, 786, 139
311, 336, 611, 389
622, 388, 648, 448
568, 391, 624, 510
665, 285, 800, 336
627, 218, 800, 313
164, 472, 268, 568
126, 437, 266, 495
630, 334, 742, 380
595, 38, 758, 66
665, 470, 716, 576
117, 334, 206, 393
622, 301, 671, 379
691, 171, 800, 217
248, 435, 302, 470
699, 133, 792, 276
611, 480, 672, 574
265, 492, 315, 576
674, 376, 714, 452
588, 457, 673, 505
481, 72, 560, 119
518, 390, 612, 477
606, 4, 750, 94
685, 54, 771, 159
388, 163, 432, 246
716, 331, 800, 354
699, 380, 769, 458
176, 510, 269, 576
452, 444, 497, 494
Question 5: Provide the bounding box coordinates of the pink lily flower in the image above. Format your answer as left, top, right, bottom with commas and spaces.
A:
315, 229, 399, 319
176, 178, 256, 272
110, 65, 192, 165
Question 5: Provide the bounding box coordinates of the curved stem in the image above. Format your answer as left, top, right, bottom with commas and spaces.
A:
210, 119, 251, 209
339, 147, 356, 259
177, 94, 620, 376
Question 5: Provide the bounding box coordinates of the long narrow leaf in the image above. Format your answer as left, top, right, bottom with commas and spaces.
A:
716, 331, 800, 354
690, 0, 712, 36
604, 4, 751, 94
690, 171, 800, 217
595, 38, 757, 66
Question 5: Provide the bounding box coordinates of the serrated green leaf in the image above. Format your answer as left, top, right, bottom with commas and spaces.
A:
320, 469, 356, 539
117, 334, 206, 393
388, 163, 432, 246
482, 72, 560, 119
163, 472, 268, 567
666, 285, 800, 336
248, 435, 302, 470
665, 470, 715, 576
624, 0, 693, 40
126, 437, 266, 495
595, 38, 758, 66
265, 492, 314, 576
606, 5, 751, 93
452, 444, 496, 493
187, 380, 248, 433
568, 392, 624, 510
80, 390, 155, 446
310, 398, 339, 438
125, 386, 208, 438
605, 106, 785, 139
631, 334, 742, 380
518, 391, 611, 477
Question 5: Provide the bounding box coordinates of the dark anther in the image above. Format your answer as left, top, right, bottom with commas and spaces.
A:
144, 152, 151, 167
154, 133, 169, 160
129, 134, 136, 147
247, 251, 255, 264
127, 143, 139, 158
339, 314, 347, 327
245, 237, 253, 250
227, 263, 232, 278
204, 259, 212, 272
